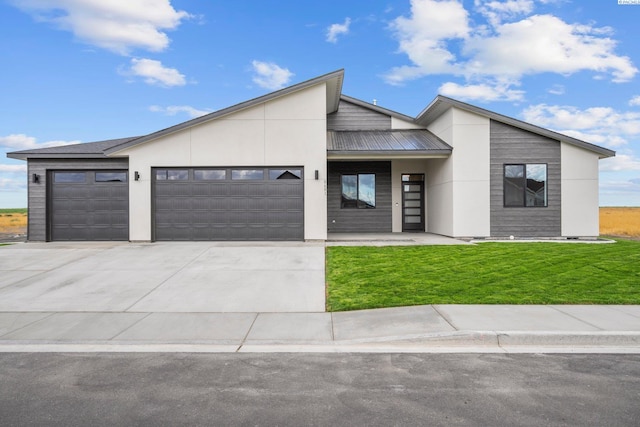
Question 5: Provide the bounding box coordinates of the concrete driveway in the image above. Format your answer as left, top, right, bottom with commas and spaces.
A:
0, 242, 326, 313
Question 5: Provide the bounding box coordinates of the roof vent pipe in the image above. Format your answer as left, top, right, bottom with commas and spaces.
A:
372, 99, 377, 106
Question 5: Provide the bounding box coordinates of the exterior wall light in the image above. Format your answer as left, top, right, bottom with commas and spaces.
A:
315, 170, 319, 180
134, 171, 140, 181
32, 173, 40, 184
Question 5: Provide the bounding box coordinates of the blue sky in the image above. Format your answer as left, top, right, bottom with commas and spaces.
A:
1, 0, 639, 207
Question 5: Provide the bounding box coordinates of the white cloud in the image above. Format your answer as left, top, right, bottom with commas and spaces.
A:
547, 84, 565, 95
439, 80, 524, 101
630, 96, 640, 107
11, 0, 191, 55
599, 178, 640, 206
464, 15, 636, 83
124, 58, 186, 87
0, 134, 80, 150
521, 104, 640, 164
475, 0, 534, 26
385, 0, 470, 84
326, 18, 351, 43
600, 154, 640, 172
0, 164, 27, 173
384, 0, 637, 100
0, 177, 27, 192
251, 61, 294, 90
149, 105, 211, 118
522, 104, 640, 143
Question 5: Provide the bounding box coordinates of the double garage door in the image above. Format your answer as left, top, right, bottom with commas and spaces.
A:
153, 167, 304, 241
50, 170, 129, 241
49, 167, 304, 241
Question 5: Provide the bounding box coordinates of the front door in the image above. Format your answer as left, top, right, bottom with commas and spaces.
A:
402, 174, 425, 232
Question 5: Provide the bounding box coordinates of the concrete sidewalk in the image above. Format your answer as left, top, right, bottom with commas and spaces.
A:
1, 304, 639, 353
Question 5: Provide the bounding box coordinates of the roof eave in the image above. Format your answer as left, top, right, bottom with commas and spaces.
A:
327, 150, 452, 160
7, 153, 110, 160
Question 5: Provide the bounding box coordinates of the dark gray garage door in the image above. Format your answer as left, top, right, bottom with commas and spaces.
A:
153, 167, 304, 241
50, 170, 129, 241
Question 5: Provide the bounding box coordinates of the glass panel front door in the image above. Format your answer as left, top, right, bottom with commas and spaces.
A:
401, 174, 424, 232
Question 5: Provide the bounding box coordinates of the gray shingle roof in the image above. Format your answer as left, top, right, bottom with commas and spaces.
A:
7, 137, 140, 160
327, 130, 452, 156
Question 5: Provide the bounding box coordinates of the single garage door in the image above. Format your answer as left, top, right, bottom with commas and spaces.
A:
153, 167, 304, 241
50, 170, 129, 241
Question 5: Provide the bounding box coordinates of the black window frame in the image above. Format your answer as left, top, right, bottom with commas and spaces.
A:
503, 163, 548, 208
341, 173, 376, 209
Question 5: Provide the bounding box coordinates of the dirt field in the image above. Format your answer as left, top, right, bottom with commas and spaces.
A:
599, 207, 640, 239
0, 209, 27, 242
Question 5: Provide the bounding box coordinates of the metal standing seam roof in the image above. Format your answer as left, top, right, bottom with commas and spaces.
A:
327, 130, 452, 155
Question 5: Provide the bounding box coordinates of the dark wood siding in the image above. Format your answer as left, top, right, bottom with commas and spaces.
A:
327, 100, 391, 130
27, 158, 129, 241
327, 161, 392, 233
490, 121, 561, 237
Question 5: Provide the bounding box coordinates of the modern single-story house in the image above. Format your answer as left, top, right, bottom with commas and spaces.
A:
8, 69, 615, 242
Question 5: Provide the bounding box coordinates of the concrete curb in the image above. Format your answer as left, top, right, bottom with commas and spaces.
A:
1, 331, 639, 353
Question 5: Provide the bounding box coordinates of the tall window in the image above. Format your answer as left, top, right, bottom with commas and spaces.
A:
341, 174, 376, 208
504, 164, 547, 207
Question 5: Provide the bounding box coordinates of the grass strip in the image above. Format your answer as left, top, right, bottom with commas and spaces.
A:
0, 208, 27, 215
326, 240, 640, 311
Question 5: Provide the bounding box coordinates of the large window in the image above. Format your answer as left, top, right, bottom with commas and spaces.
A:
341, 174, 376, 209
504, 164, 547, 207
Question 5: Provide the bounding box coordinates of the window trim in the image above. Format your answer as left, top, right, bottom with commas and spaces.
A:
503, 163, 548, 208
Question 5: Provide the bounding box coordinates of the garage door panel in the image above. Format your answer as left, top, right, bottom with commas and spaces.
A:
50, 169, 129, 241
154, 167, 303, 241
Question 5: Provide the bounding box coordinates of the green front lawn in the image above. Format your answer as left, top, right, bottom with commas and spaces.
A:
0, 208, 27, 214
326, 240, 640, 311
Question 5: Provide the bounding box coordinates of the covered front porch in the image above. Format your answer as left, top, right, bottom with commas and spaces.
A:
326, 127, 453, 236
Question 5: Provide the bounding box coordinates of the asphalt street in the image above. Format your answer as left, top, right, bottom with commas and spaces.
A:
1, 353, 639, 426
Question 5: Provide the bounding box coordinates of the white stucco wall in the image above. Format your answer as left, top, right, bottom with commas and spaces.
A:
425, 110, 454, 236
426, 158, 454, 236
449, 108, 491, 237
115, 84, 328, 241
391, 116, 424, 129
426, 108, 491, 237
561, 143, 600, 237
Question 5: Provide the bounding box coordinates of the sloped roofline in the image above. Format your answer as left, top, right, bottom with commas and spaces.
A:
6, 137, 140, 160
104, 69, 345, 156
416, 95, 615, 158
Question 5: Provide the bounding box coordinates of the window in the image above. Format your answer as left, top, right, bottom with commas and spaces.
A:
54, 172, 86, 183
96, 172, 127, 182
232, 169, 264, 180
504, 164, 547, 207
194, 169, 226, 180
341, 174, 376, 209
156, 169, 188, 181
